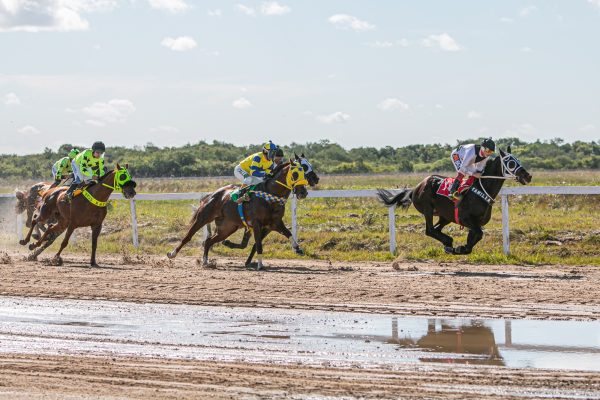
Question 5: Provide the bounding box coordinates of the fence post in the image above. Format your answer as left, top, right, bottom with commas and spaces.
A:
130, 199, 139, 248
388, 204, 396, 255
502, 194, 509, 255
291, 194, 298, 241
16, 213, 23, 241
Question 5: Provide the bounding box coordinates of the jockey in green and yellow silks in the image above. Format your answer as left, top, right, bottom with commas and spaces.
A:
65, 141, 106, 201
49, 148, 80, 188
233, 141, 278, 203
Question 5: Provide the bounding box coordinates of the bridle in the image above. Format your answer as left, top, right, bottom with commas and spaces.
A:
477, 153, 524, 200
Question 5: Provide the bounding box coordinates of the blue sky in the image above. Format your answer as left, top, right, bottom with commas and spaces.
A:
1, 0, 599, 154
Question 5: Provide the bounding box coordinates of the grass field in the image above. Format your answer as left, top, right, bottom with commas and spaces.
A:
1, 170, 599, 266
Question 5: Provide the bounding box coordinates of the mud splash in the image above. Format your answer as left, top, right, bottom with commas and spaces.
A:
0, 296, 598, 371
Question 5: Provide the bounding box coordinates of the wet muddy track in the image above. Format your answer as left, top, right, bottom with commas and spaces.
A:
1, 251, 600, 399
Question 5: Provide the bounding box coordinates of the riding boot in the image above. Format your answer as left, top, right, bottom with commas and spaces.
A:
449, 179, 461, 199
236, 186, 250, 204
65, 182, 78, 202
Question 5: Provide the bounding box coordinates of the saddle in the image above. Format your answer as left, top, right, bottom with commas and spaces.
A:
436, 177, 457, 199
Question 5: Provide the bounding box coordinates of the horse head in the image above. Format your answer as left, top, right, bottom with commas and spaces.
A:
113, 163, 137, 199
271, 160, 309, 199
498, 146, 532, 185
294, 152, 319, 186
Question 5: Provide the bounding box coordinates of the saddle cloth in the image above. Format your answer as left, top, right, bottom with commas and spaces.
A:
436, 177, 456, 199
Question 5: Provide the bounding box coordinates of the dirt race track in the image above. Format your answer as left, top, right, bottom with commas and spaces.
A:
1, 251, 599, 399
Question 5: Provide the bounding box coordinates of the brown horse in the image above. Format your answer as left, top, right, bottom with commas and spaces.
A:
167, 160, 309, 270
377, 147, 532, 255
15, 182, 51, 240
22, 165, 137, 266
222, 152, 320, 266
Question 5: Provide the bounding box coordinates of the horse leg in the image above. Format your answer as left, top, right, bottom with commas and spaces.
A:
167, 216, 208, 260
20, 216, 38, 245
90, 224, 102, 267
28, 218, 65, 250
223, 230, 251, 249
423, 209, 454, 252
433, 217, 453, 251
272, 219, 304, 255
245, 228, 271, 267
53, 225, 76, 264
455, 226, 483, 255
27, 229, 64, 261
22, 202, 54, 246
252, 222, 266, 271
201, 223, 238, 267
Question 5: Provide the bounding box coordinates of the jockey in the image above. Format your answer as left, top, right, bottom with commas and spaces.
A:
65, 141, 106, 201
49, 148, 80, 188
233, 141, 278, 203
449, 137, 496, 200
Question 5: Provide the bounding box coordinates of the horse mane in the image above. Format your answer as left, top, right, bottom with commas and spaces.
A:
482, 156, 500, 176
255, 162, 290, 192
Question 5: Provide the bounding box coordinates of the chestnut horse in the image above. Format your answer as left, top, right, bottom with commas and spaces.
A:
377, 147, 532, 255
15, 182, 51, 240
167, 160, 309, 270
21, 165, 137, 266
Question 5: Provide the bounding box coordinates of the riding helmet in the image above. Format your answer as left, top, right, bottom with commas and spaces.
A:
481, 137, 496, 152
262, 141, 278, 160
92, 141, 106, 153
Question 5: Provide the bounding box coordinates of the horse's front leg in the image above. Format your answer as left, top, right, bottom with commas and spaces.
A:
245, 228, 270, 267
90, 224, 102, 267
252, 222, 265, 270
272, 219, 303, 255
455, 225, 483, 255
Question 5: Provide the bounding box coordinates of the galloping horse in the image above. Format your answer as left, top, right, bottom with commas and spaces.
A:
15, 182, 51, 240
21, 165, 137, 266
222, 153, 320, 266
167, 159, 310, 270
377, 147, 532, 255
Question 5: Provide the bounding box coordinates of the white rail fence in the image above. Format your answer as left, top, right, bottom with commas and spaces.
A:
3, 186, 599, 256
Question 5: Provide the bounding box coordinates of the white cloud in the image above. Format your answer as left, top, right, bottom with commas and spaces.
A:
435, 104, 444, 109
82, 99, 135, 126
148, 0, 189, 13
422, 33, 462, 52
500, 17, 514, 23
377, 98, 409, 112
207, 8, 222, 17
232, 97, 252, 109
368, 41, 394, 48
236, 4, 256, 16
519, 5, 538, 17
328, 14, 374, 32
0, 0, 118, 32
3, 92, 21, 106
18, 125, 40, 135
150, 125, 180, 134
261, 1, 290, 15
580, 124, 596, 132
317, 111, 350, 124
397, 38, 410, 47
467, 110, 482, 119
589, 0, 600, 9
161, 36, 197, 51
520, 46, 532, 52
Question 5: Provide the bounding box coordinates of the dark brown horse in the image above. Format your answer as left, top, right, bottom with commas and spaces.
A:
377, 147, 532, 255
21, 165, 137, 266
222, 152, 320, 266
167, 160, 309, 270
15, 182, 51, 240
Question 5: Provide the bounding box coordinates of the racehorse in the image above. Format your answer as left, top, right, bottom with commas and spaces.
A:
222, 152, 320, 266
167, 159, 310, 270
21, 165, 137, 267
377, 146, 532, 255
15, 182, 51, 240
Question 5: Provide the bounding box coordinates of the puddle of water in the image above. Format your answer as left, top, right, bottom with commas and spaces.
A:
0, 296, 598, 371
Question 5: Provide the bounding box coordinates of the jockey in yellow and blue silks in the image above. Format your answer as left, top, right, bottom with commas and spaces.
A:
65, 141, 106, 201
49, 148, 80, 188
233, 141, 278, 203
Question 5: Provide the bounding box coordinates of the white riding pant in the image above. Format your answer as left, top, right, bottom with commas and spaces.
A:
71, 160, 87, 184
234, 165, 264, 186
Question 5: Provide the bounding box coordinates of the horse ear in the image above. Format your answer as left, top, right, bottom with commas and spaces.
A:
300, 153, 305, 158
15, 190, 25, 200
115, 163, 121, 170
125, 163, 129, 169
294, 152, 299, 160
507, 145, 512, 154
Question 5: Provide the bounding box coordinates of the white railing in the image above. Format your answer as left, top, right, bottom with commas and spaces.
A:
4, 186, 599, 256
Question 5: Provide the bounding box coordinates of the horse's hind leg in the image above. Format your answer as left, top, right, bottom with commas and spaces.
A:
53, 225, 76, 264
222, 230, 251, 249
434, 217, 453, 250
167, 216, 208, 259
423, 209, 453, 252
27, 229, 64, 261
29, 219, 66, 250
202, 222, 238, 267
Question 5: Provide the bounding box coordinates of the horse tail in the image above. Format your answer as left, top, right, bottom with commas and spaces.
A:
14, 189, 27, 214
376, 188, 412, 209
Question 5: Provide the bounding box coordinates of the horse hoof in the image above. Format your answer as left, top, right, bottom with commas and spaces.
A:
256, 263, 263, 271
166, 251, 176, 259
294, 247, 305, 256
19, 239, 28, 246
28, 243, 37, 251
26, 253, 38, 261
53, 257, 63, 266
90, 263, 99, 268
444, 246, 455, 255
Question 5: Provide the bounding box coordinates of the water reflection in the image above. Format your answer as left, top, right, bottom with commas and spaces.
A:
390, 319, 504, 366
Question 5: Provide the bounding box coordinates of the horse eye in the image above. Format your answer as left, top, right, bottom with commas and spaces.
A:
292, 172, 299, 181
507, 160, 517, 170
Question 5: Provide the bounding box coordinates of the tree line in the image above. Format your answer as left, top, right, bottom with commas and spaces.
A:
1, 137, 598, 179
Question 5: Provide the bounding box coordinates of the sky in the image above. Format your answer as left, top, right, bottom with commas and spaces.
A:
1, 0, 599, 155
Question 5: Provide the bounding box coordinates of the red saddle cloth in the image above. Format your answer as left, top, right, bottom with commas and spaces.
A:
436, 177, 456, 198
